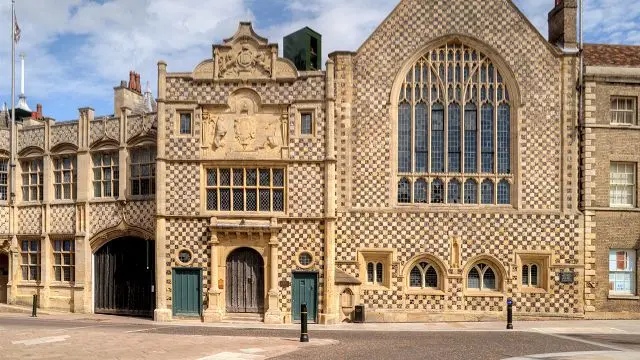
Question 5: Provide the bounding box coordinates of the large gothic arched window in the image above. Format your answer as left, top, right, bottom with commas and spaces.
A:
397, 41, 513, 205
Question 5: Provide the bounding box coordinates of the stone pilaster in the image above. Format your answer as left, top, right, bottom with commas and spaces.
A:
154, 60, 172, 322
320, 59, 339, 324
75, 107, 93, 313
264, 222, 282, 324
204, 222, 223, 322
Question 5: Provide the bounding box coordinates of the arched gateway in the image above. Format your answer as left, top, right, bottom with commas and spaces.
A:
226, 247, 264, 313
94, 237, 155, 317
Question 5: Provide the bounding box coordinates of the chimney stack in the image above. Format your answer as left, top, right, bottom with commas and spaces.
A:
548, 0, 578, 50
31, 104, 43, 119
135, 73, 141, 93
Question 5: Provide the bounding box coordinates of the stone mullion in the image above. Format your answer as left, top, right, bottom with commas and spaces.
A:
410, 69, 416, 202
492, 64, 499, 204
443, 49, 449, 202
427, 60, 433, 204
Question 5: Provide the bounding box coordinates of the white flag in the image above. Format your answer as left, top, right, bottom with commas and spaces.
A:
14, 15, 21, 43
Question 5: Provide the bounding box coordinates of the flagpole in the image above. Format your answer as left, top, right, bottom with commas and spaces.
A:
10, 0, 16, 209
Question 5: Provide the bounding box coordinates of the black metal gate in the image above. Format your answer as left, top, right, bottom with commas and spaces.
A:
226, 248, 264, 313
94, 237, 155, 317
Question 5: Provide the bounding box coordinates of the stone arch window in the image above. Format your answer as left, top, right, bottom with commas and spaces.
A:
367, 261, 384, 285
409, 261, 439, 289
467, 262, 499, 291
396, 41, 514, 205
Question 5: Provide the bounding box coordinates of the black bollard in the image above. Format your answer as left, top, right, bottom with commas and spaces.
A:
31, 294, 37, 318
506, 297, 513, 330
300, 303, 309, 342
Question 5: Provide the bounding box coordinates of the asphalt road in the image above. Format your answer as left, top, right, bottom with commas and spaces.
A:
2, 315, 640, 360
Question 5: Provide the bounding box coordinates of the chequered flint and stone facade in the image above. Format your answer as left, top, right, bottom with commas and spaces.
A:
0, 0, 638, 322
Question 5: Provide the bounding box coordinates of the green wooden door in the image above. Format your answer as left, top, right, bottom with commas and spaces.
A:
292, 272, 317, 323
172, 268, 202, 317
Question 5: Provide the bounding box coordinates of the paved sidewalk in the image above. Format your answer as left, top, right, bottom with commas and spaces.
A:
4, 305, 640, 334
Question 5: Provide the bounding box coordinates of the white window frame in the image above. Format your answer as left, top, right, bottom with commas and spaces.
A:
609, 249, 636, 296
53, 156, 77, 200
366, 261, 384, 285
521, 263, 540, 287
610, 96, 637, 125
21, 158, 43, 202
92, 152, 119, 198
610, 162, 636, 208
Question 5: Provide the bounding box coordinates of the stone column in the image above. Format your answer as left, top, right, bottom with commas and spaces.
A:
154, 60, 172, 322
320, 59, 339, 324
204, 219, 223, 322
264, 223, 282, 324
74, 108, 92, 313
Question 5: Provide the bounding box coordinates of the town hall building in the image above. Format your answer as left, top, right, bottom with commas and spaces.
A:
0, 0, 639, 323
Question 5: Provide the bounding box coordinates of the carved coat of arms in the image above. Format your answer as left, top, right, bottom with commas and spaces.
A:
234, 113, 256, 149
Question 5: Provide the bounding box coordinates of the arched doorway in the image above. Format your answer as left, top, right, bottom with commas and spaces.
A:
94, 237, 155, 317
226, 248, 264, 313
0, 252, 8, 304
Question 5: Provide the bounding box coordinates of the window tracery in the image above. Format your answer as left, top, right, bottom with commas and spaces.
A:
397, 42, 513, 205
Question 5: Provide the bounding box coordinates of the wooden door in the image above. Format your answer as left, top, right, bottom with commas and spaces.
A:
0, 253, 8, 304
172, 268, 202, 317
226, 248, 264, 313
292, 272, 318, 323
94, 238, 155, 317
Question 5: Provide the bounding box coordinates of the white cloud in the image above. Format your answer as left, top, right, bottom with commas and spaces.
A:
0, 0, 639, 119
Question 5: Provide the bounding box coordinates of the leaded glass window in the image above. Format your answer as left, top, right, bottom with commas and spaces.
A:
431, 179, 444, 204
408, 261, 439, 289
448, 179, 461, 204
467, 262, 499, 291
414, 179, 427, 203
481, 179, 494, 205
464, 179, 477, 204
206, 168, 285, 212
397, 41, 513, 205
497, 180, 510, 205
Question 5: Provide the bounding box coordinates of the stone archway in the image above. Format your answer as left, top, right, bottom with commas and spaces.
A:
226, 247, 264, 313
94, 237, 155, 317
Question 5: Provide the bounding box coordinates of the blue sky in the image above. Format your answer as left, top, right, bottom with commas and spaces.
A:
1, 0, 639, 121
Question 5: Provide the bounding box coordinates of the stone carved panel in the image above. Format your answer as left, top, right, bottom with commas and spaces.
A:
90, 117, 120, 146
127, 114, 156, 141
18, 127, 45, 152
202, 89, 288, 160
18, 206, 41, 234
50, 204, 76, 234
51, 123, 78, 148
0, 206, 9, 234
214, 23, 275, 81
0, 129, 9, 152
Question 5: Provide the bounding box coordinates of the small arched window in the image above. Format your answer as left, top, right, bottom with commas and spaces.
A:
414, 179, 428, 203
409, 261, 439, 289
431, 179, 444, 204
396, 41, 514, 205
464, 179, 477, 204
497, 180, 510, 205
468, 262, 499, 291
398, 178, 411, 204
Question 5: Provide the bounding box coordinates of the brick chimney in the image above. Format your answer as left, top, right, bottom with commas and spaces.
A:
31, 103, 43, 119
135, 73, 141, 93
548, 0, 578, 49
115, 71, 144, 114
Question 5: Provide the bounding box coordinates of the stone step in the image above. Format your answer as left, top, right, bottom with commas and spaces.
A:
222, 313, 265, 323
